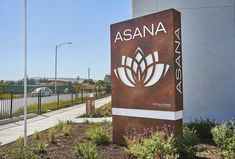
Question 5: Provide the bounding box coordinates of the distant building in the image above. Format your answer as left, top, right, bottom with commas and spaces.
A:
32, 77, 85, 84
132, 0, 235, 121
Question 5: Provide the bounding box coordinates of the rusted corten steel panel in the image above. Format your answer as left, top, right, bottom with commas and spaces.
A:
86, 97, 95, 115
111, 9, 183, 145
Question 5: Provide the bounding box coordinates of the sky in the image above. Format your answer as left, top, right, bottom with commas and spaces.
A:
0, 0, 131, 81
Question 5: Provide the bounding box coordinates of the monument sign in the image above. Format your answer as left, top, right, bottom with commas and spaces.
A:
111, 9, 183, 144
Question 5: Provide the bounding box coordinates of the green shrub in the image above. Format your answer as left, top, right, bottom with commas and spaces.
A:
79, 111, 105, 118
75, 142, 98, 159
33, 140, 46, 154
62, 124, 71, 136
187, 118, 215, 139
58, 120, 66, 129
211, 120, 235, 159
79, 102, 111, 118
176, 126, 201, 159
58, 120, 72, 136
33, 131, 41, 140
85, 126, 110, 144
125, 130, 179, 159
100, 119, 112, 127
90, 111, 103, 118
12, 137, 42, 159
49, 128, 56, 143
12, 146, 42, 159
79, 113, 90, 118
16, 137, 24, 146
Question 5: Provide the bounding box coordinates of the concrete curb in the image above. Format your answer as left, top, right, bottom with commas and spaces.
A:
0, 113, 38, 126
73, 117, 112, 123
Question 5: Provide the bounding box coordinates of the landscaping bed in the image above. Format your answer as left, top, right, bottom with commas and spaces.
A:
0, 120, 227, 159
0, 101, 234, 159
0, 121, 129, 159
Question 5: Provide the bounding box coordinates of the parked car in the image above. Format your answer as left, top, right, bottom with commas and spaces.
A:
64, 88, 70, 94
31, 87, 53, 97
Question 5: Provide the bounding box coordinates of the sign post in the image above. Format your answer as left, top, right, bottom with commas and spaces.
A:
111, 9, 183, 145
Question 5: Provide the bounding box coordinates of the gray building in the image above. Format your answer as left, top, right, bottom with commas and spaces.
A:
132, 0, 235, 122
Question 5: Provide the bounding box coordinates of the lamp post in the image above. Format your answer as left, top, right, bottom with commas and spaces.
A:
55, 42, 72, 93
24, 0, 28, 146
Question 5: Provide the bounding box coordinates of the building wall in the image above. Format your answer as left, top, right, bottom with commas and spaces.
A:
132, 0, 235, 122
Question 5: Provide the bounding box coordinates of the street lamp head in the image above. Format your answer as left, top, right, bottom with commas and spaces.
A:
57, 42, 72, 48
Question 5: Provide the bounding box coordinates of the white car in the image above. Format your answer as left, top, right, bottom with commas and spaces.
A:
31, 87, 52, 97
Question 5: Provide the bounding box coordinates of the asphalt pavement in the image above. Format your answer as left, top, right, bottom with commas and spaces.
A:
0, 92, 92, 114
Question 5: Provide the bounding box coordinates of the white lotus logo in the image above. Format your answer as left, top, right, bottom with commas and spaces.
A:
114, 47, 170, 87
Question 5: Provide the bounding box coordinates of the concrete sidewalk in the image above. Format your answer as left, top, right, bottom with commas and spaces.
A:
0, 96, 111, 146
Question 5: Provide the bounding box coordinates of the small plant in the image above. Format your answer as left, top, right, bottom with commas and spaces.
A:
85, 126, 110, 144
90, 111, 103, 118
0, 147, 7, 159
79, 102, 111, 118
58, 120, 66, 129
211, 120, 235, 159
49, 128, 56, 143
16, 137, 24, 146
75, 142, 98, 159
100, 119, 112, 127
33, 131, 41, 140
12, 137, 42, 159
33, 140, 46, 154
58, 120, 72, 136
176, 126, 201, 159
62, 124, 71, 136
101, 119, 112, 129
80, 113, 90, 118
187, 118, 215, 139
0, 153, 6, 159
66, 120, 73, 124
124, 128, 179, 159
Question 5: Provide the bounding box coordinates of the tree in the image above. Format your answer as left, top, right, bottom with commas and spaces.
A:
104, 74, 111, 84
27, 78, 37, 85
104, 74, 111, 94
82, 79, 95, 85
77, 76, 80, 84
96, 80, 105, 89
16, 79, 23, 85
0, 80, 3, 92
4, 80, 16, 85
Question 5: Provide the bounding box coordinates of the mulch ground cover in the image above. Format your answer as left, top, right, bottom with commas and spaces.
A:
0, 122, 222, 159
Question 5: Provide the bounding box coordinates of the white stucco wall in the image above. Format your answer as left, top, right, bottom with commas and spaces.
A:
132, 0, 235, 122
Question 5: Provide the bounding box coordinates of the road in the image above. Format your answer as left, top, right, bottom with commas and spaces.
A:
0, 91, 94, 114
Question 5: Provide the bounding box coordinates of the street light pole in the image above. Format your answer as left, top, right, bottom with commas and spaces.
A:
24, 0, 28, 146
54, 42, 72, 93
55, 45, 57, 93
